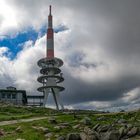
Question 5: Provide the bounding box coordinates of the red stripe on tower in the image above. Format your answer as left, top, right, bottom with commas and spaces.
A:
46, 5, 54, 58
47, 28, 53, 39
47, 49, 54, 58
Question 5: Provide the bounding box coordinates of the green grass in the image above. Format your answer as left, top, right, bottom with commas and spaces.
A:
0, 123, 45, 140
0, 105, 58, 121
0, 106, 139, 140
0, 116, 80, 140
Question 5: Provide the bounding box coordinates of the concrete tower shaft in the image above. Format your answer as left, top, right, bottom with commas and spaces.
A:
47, 5, 54, 58
37, 5, 65, 110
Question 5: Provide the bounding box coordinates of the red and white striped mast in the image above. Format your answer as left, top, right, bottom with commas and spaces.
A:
37, 5, 65, 110
47, 5, 54, 58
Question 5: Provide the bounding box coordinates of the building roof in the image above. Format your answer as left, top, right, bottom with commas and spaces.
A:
27, 95, 44, 99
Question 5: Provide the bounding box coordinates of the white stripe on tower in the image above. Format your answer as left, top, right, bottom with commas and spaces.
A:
47, 5, 54, 58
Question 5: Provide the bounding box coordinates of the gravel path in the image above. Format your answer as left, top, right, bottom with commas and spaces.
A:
0, 116, 48, 126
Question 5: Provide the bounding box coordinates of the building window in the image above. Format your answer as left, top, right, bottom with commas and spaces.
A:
1, 93, 5, 99
12, 94, 16, 99
7, 93, 11, 99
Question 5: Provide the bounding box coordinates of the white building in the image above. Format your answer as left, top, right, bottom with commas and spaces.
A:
0, 86, 27, 105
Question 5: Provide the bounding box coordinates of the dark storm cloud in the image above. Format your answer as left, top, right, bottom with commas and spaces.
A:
1, 0, 140, 110
59, 0, 140, 107
37, 0, 140, 108
61, 68, 140, 105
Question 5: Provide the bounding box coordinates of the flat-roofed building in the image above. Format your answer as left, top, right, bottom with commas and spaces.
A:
27, 95, 44, 106
0, 86, 27, 105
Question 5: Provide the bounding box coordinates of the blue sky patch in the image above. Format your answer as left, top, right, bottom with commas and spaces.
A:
0, 24, 68, 59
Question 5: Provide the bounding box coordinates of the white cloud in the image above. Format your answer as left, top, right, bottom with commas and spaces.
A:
0, 0, 18, 36
122, 87, 140, 103
0, 0, 140, 111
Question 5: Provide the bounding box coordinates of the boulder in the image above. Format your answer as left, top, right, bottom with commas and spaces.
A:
98, 125, 111, 132
92, 124, 100, 131
59, 122, 70, 126
138, 127, 140, 136
73, 124, 81, 129
48, 117, 57, 124
54, 126, 61, 131
87, 135, 98, 140
117, 119, 127, 124
127, 124, 133, 130
58, 122, 70, 129
88, 131, 99, 140
96, 116, 107, 121
80, 132, 87, 140
84, 127, 91, 134
0, 129, 4, 136
119, 127, 127, 137
83, 127, 100, 140
15, 126, 22, 133
66, 133, 81, 140
32, 126, 49, 133
57, 136, 66, 140
45, 132, 53, 138
127, 127, 138, 137
101, 130, 120, 140
80, 117, 92, 125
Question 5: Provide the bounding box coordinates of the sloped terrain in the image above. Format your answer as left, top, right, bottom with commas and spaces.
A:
0, 105, 139, 140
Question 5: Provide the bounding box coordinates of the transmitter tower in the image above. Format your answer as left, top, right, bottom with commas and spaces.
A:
37, 6, 65, 110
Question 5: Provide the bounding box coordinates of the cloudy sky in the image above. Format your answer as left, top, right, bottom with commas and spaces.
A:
0, 0, 140, 111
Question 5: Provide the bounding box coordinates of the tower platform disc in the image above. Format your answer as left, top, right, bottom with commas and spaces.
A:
40, 67, 61, 75
37, 85, 65, 92
37, 57, 63, 68
37, 75, 64, 83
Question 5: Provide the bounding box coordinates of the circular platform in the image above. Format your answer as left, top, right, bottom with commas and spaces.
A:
40, 67, 61, 75
37, 75, 64, 83
37, 86, 65, 92
37, 57, 63, 68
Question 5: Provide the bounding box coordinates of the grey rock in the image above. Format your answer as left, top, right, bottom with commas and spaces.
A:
119, 127, 127, 137
92, 124, 100, 131
83, 127, 100, 140
117, 119, 127, 124
127, 124, 133, 130
45, 132, 53, 138
15, 126, 22, 133
84, 127, 91, 134
127, 127, 138, 137
0, 129, 4, 136
58, 123, 70, 129
59, 122, 70, 126
80, 132, 87, 140
66, 133, 81, 140
88, 129, 95, 135
40, 127, 49, 133
98, 125, 111, 132
87, 135, 98, 140
129, 117, 136, 121
73, 124, 81, 129
88, 131, 100, 140
32, 126, 49, 133
54, 126, 61, 130
97, 116, 107, 121
101, 130, 120, 140
55, 134, 60, 138
81, 117, 92, 125
48, 117, 57, 124
57, 136, 66, 140
138, 127, 140, 136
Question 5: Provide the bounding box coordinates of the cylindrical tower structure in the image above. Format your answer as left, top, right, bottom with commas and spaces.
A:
37, 6, 65, 110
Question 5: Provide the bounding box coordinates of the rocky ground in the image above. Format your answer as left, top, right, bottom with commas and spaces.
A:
37, 115, 140, 140
0, 107, 139, 140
